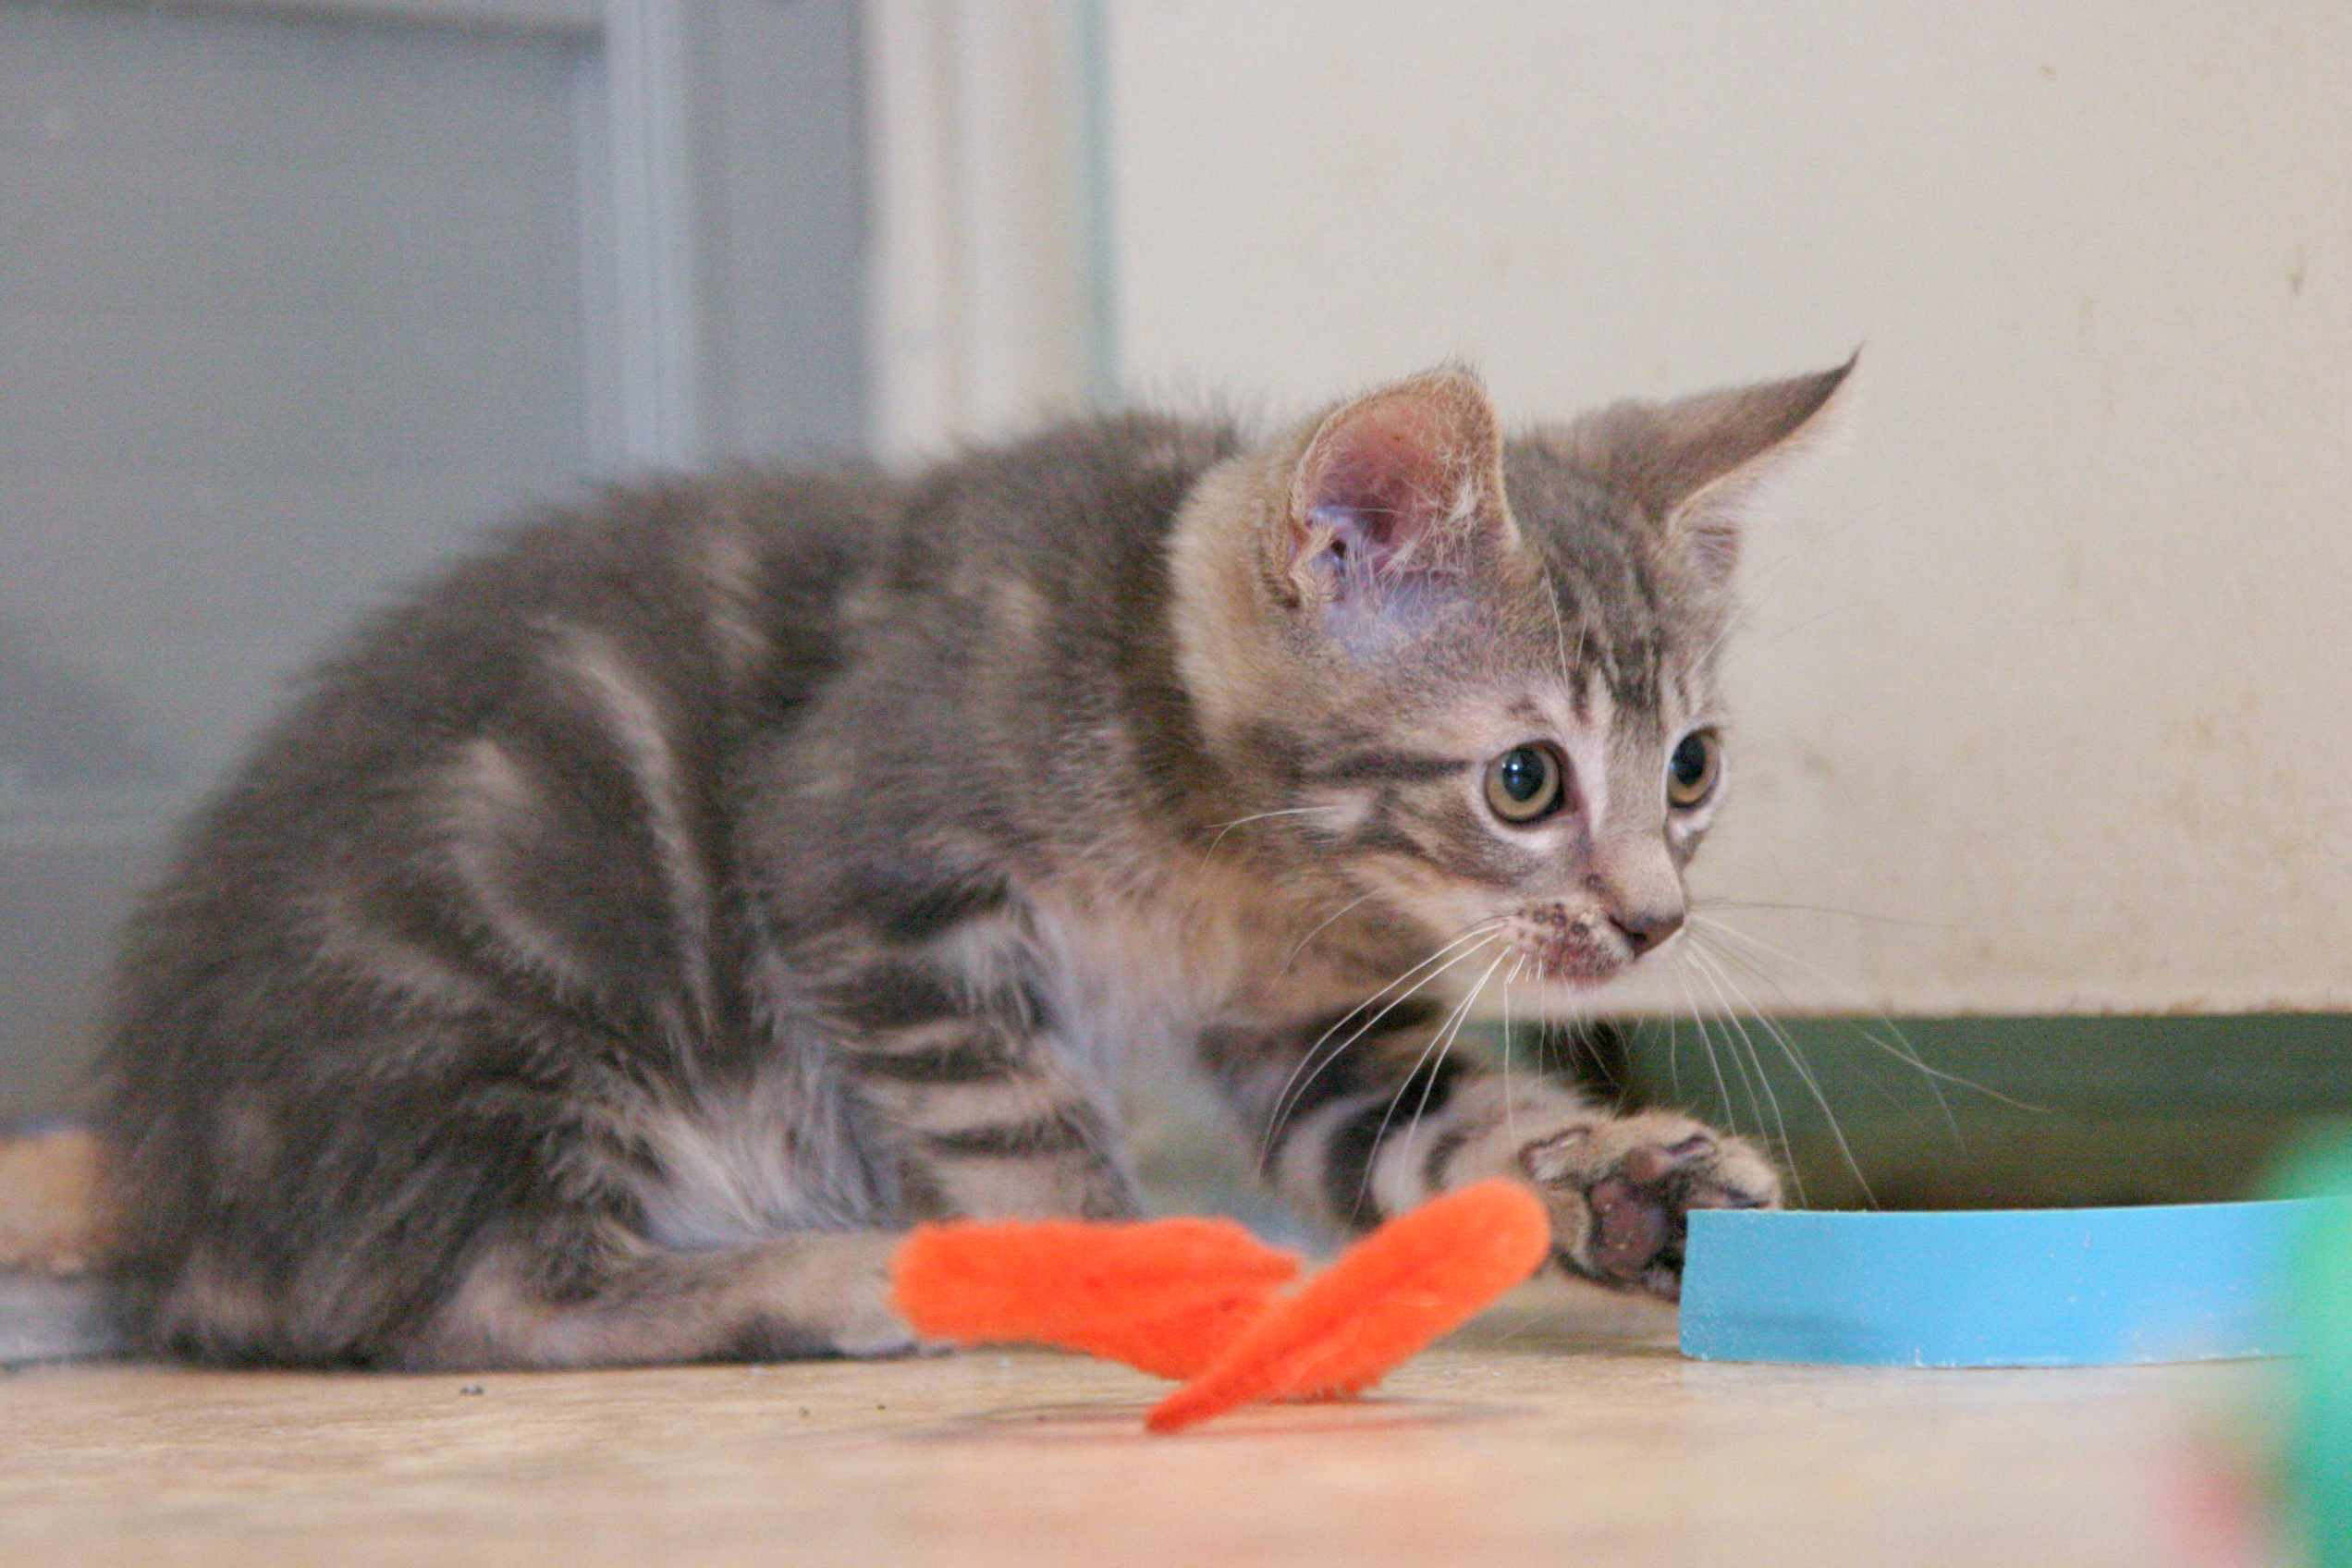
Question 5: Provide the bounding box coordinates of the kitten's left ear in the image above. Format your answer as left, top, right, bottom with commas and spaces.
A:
1280, 367, 1513, 606
1561, 354, 1856, 592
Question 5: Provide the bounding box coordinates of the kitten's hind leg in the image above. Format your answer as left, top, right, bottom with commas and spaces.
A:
420, 1226, 918, 1370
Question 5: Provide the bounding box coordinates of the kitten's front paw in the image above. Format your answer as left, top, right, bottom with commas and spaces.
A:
1518, 1112, 1779, 1299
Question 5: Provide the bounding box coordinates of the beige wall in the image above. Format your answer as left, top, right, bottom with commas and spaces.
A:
1090, 1, 2350, 1015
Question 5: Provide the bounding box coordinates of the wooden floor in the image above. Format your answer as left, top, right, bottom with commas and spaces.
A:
0, 1287, 2269, 1568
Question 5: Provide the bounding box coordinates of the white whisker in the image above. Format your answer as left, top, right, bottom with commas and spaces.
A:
1206, 806, 1337, 853
1684, 946, 1788, 1157
1279, 890, 1378, 974
1684, 926, 1876, 1203
1500, 955, 1528, 1154
1668, 954, 1740, 1145
1690, 915, 2045, 1116
1258, 920, 1512, 1167
1680, 944, 1769, 1141
1532, 557, 1583, 704
1355, 945, 1513, 1214
1660, 975, 1685, 1102
1694, 896, 1929, 930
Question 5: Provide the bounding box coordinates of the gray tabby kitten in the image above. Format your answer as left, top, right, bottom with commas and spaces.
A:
98, 361, 1846, 1368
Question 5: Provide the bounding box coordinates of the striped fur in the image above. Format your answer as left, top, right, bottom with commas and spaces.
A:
98, 363, 1846, 1368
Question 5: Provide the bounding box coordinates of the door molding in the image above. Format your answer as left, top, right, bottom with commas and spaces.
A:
862, 0, 1100, 460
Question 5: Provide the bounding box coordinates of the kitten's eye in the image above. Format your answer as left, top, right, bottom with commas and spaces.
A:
1484, 744, 1568, 824
1667, 729, 1721, 809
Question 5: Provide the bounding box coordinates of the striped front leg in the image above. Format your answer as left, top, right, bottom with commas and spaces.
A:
822, 944, 1137, 1224
1207, 1011, 1780, 1298
1205, 998, 1482, 1231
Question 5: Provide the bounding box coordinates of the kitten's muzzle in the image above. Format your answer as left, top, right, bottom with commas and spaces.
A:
1518, 900, 1682, 985
1518, 910, 1625, 986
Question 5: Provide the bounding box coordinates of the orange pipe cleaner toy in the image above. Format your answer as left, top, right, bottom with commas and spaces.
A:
889, 1180, 1552, 1431
889, 1213, 1301, 1381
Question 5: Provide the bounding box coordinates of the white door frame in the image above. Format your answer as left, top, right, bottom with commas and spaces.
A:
861, 0, 1105, 460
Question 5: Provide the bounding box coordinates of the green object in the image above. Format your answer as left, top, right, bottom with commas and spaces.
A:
2271, 1124, 2352, 1567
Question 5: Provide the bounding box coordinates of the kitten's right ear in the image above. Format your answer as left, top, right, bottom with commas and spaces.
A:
1278, 368, 1513, 607
1558, 355, 1856, 593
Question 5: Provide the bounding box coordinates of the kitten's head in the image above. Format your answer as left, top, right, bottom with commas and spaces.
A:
1170, 359, 1851, 992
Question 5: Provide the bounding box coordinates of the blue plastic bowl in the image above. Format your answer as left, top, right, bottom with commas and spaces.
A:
1680, 1199, 2346, 1367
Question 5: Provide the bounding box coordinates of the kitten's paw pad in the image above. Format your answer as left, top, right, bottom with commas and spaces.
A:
1518, 1114, 1778, 1299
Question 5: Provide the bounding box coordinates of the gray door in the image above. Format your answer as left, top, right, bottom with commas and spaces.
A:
0, 0, 864, 1117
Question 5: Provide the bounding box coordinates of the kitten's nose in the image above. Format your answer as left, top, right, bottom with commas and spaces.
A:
1609, 906, 1684, 957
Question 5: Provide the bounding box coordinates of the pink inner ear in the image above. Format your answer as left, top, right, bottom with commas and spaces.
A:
1299, 396, 1463, 574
